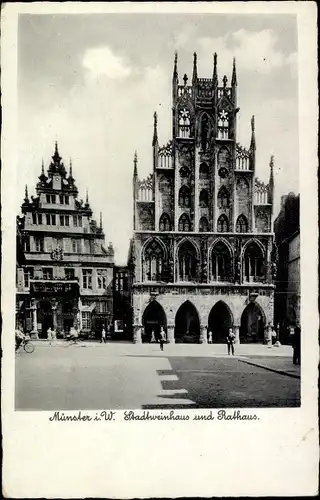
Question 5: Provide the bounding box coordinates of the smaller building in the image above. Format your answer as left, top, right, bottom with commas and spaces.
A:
274, 192, 300, 343
16, 143, 115, 339
113, 265, 132, 341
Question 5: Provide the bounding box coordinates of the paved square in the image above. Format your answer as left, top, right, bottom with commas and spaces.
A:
15, 343, 300, 410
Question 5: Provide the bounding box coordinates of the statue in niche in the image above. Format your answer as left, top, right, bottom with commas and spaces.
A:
200, 114, 210, 152
234, 248, 241, 283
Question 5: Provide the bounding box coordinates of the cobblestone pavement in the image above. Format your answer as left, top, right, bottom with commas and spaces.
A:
15, 343, 300, 410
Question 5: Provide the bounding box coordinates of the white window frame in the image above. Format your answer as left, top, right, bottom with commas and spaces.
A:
97, 270, 108, 289
82, 311, 91, 330
35, 237, 44, 252
82, 269, 92, 289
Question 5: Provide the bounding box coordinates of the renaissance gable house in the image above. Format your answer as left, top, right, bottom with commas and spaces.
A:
16, 143, 114, 338
129, 53, 276, 344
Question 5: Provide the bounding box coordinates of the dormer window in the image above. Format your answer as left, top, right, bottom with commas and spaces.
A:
59, 195, 69, 205
32, 213, 42, 225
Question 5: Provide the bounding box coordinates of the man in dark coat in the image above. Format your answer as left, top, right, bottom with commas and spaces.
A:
292, 323, 301, 365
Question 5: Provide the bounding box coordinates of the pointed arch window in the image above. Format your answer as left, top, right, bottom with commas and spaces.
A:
218, 110, 229, 139
243, 242, 264, 283
199, 217, 209, 232
200, 113, 210, 151
143, 240, 164, 282
211, 242, 231, 281
159, 213, 172, 231
179, 214, 191, 232
178, 241, 198, 281
179, 185, 191, 208
199, 162, 209, 180
178, 108, 191, 138
217, 215, 229, 233
236, 215, 248, 233
199, 189, 208, 208
218, 186, 230, 208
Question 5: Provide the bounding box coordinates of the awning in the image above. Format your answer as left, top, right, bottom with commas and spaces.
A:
81, 302, 96, 313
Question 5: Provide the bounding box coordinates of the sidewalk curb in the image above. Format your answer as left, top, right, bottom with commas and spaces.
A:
238, 358, 300, 379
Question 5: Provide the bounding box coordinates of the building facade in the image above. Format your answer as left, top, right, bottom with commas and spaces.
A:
16, 143, 114, 339
129, 53, 276, 344
274, 193, 300, 343
113, 265, 132, 341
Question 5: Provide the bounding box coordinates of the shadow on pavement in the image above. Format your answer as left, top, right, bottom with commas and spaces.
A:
139, 356, 300, 409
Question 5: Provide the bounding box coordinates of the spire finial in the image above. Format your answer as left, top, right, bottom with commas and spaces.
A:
232, 57, 237, 86
192, 52, 198, 83
41, 159, 44, 175
100, 211, 103, 230
213, 52, 218, 85
86, 188, 89, 205
250, 115, 256, 150
270, 155, 274, 173
52, 140, 61, 164
69, 158, 73, 176
24, 184, 29, 202
152, 111, 158, 146
223, 75, 228, 88
133, 150, 138, 177
268, 155, 275, 205
173, 51, 178, 80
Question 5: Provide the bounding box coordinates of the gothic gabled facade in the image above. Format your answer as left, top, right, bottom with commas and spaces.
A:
16, 143, 114, 339
129, 53, 276, 344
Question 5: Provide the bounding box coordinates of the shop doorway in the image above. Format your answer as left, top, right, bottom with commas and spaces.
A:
38, 300, 53, 339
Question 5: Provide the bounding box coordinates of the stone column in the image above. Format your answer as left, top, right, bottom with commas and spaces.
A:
167, 324, 175, 344
133, 324, 142, 344
234, 325, 240, 344
200, 325, 207, 344
265, 323, 272, 346
77, 298, 82, 332
30, 299, 39, 339
52, 301, 58, 333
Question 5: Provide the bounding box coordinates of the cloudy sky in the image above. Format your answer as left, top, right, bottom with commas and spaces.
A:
17, 13, 298, 264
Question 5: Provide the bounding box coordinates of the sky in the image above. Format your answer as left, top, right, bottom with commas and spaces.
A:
17, 13, 298, 264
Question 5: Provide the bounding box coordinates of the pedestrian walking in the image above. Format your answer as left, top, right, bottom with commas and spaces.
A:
159, 327, 165, 351
208, 330, 212, 344
226, 328, 236, 355
47, 327, 53, 346
101, 326, 107, 344
150, 330, 156, 343
292, 323, 301, 365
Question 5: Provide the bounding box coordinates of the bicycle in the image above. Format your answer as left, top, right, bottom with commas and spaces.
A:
65, 335, 83, 346
16, 338, 35, 354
